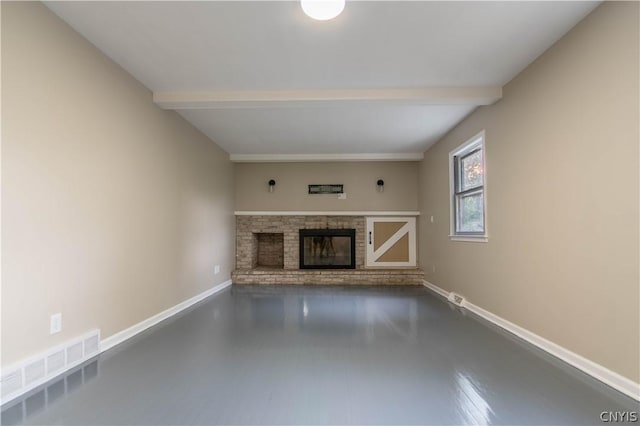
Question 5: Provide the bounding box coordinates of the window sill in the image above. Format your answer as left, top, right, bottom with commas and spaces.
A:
449, 235, 488, 243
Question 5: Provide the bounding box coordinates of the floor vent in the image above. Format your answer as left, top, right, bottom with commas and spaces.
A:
448, 292, 466, 307
0, 329, 100, 404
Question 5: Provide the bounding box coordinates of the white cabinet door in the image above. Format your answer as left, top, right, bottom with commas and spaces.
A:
365, 217, 416, 267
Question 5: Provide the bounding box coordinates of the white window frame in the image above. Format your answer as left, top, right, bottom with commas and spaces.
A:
449, 130, 488, 242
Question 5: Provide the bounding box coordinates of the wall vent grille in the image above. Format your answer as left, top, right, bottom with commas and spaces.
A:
0, 370, 23, 398
447, 292, 466, 307
0, 329, 100, 405
66, 342, 83, 365
83, 335, 99, 357
46, 350, 65, 375
24, 360, 46, 386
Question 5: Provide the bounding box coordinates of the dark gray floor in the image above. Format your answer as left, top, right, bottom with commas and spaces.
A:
2, 285, 638, 425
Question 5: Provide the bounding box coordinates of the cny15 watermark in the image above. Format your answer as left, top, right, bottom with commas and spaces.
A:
600, 411, 639, 423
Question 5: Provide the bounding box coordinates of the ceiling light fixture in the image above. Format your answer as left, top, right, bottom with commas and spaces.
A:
301, 0, 345, 21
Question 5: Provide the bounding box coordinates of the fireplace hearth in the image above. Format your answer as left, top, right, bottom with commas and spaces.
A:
299, 229, 356, 269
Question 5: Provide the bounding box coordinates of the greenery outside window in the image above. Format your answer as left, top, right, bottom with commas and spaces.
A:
449, 131, 487, 242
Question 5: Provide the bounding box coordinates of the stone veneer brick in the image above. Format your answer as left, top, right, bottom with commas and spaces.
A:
236, 215, 365, 270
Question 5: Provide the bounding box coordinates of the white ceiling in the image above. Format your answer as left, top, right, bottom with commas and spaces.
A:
46, 1, 599, 159
179, 104, 477, 155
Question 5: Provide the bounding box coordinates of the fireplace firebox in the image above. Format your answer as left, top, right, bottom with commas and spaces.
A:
299, 229, 356, 269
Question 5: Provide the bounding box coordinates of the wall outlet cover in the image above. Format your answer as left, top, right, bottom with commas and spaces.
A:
50, 313, 62, 334
214, 265, 220, 274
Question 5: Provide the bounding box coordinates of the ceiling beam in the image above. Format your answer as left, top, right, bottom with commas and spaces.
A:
229, 153, 424, 162
153, 87, 502, 109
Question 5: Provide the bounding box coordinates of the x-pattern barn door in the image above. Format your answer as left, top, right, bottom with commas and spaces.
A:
365, 217, 416, 267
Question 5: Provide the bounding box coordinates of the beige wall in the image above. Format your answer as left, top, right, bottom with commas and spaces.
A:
419, 2, 639, 382
235, 162, 419, 211
1, 2, 235, 366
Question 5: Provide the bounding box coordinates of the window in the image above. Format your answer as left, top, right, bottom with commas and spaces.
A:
449, 131, 487, 242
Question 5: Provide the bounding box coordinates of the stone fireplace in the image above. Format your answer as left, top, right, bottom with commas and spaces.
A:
233, 214, 423, 285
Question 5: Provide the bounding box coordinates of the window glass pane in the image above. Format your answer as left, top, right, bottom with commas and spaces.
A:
457, 191, 484, 233
460, 149, 483, 191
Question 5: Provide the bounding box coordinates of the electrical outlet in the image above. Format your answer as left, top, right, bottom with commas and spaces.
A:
430, 215, 434, 223
432, 265, 436, 273
214, 265, 220, 274
338, 193, 347, 200
50, 313, 62, 334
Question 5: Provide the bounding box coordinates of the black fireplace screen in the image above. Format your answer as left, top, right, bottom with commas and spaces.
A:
299, 229, 356, 269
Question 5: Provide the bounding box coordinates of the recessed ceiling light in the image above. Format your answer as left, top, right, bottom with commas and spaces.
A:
301, 0, 345, 21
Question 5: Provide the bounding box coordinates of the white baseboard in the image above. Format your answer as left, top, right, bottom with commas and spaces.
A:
1, 280, 232, 406
422, 280, 450, 299
100, 279, 232, 352
423, 280, 640, 402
